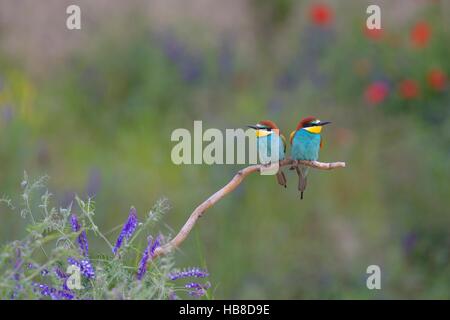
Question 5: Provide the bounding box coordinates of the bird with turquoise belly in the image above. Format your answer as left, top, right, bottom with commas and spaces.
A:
248, 120, 287, 188
290, 116, 331, 199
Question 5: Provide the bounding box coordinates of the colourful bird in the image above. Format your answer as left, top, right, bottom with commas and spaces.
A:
248, 120, 287, 188
290, 117, 331, 199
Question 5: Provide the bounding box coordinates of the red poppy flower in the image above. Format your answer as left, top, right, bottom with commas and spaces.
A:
411, 22, 431, 48
399, 79, 420, 99
364, 26, 383, 40
365, 82, 389, 105
309, 3, 333, 26
427, 69, 447, 91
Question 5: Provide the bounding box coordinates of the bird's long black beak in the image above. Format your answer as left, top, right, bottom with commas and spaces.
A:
247, 125, 259, 130
319, 121, 331, 126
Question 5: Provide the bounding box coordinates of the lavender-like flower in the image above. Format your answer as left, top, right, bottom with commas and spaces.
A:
54, 267, 71, 291
113, 207, 138, 255
168, 267, 209, 281
12, 248, 22, 280
185, 281, 211, 290
68, 257, 95, 279
136, 235, 161, 280
10, 248, 23, 298
54, 267, 68, 280
70, 214, 89, 257
150, 235, 161, 256
136, 236, 152, 280
185, 281, 211, 297
188, 288, 207, 298
32, 282, 74, 300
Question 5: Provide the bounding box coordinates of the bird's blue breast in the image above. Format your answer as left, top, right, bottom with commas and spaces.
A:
257, 134, 285, 164
291, 129, 321, 161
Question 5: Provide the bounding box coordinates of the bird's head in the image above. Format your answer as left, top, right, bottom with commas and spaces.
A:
247, 120, 280, 138
290, 116, 331, 143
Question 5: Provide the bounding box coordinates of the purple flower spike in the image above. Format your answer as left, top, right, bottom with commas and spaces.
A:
136, 236, 152, 280
150, 234, 161, 256
68, 257, 95, 279
136, 235, 162, 280
54, 267, 68, 280
79, 259, 95, 279
185, 281, 211, 290
32, 282, 74, 300
13, 248, 22, 271
168, 267, 209, 281
188, 288, 207, 298
185, 281, 211, 298
54, 267, 71, 291
10, 249, 23, 299
113, 207, 138, 255
70, 214, 89, 257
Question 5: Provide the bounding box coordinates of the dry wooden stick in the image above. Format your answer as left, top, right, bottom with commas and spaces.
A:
153, 158, 346, 258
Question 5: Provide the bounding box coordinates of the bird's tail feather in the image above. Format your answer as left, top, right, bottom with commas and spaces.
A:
276, 170, 287, 188
295, 165, 308, 199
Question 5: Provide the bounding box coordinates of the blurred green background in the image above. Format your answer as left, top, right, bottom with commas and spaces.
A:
0, 0, 449, 299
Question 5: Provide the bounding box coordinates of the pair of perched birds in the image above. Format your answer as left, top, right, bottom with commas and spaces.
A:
248, 117, 331, 199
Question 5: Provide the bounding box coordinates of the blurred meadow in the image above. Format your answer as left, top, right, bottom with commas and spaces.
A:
0, 0, 449, 299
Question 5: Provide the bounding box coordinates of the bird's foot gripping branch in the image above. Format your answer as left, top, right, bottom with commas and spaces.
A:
153, 158, 346, 258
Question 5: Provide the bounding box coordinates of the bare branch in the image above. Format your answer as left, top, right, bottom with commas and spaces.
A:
153, 159, 345, 258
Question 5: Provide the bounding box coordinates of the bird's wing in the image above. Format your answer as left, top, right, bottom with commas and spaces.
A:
280, 134, 287, 153
289, 131, 296, 145
320, 136, 324, 149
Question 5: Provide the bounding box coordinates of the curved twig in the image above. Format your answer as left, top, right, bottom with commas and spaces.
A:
153, 159, 346, 258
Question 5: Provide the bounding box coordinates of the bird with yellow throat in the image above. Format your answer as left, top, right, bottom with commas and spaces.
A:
290, 116, 331, 199
248, 120, 287, 188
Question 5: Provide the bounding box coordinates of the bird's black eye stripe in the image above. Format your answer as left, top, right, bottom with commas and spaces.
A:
303, 121, 320, 128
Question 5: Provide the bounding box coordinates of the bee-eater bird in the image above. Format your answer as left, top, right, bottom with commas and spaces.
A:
290, 117, 331, 199
248, 120, 287, 188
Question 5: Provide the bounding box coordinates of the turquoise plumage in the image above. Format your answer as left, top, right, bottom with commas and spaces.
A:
257, 133, 285, 165
290, 117, 331, 199
248, 120, 287, 188
291, 129, 321, 161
